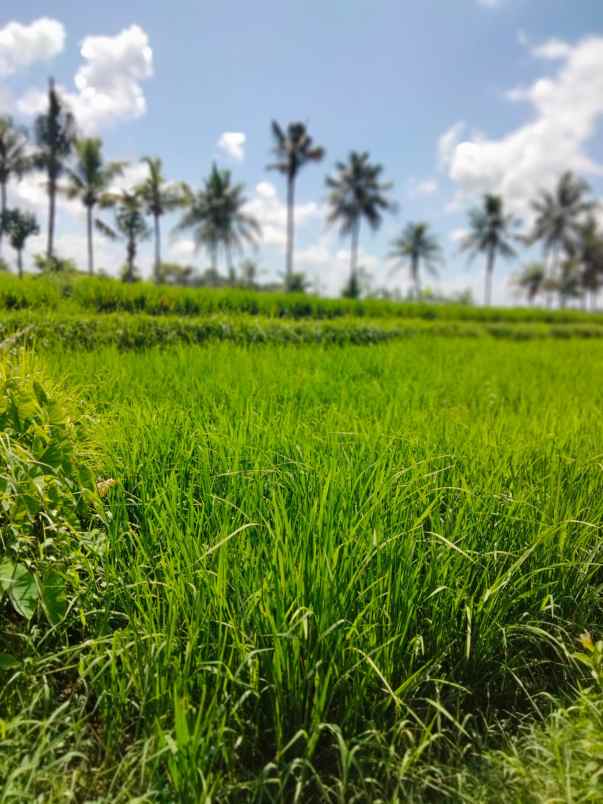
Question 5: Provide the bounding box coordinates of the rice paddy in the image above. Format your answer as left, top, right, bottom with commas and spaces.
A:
1, 330, 602, 801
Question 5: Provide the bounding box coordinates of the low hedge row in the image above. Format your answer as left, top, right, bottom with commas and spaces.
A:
2, 312, 603, 350
1, 274, 602, 325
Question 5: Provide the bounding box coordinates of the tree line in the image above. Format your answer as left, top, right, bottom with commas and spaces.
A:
1, 78, 602, 306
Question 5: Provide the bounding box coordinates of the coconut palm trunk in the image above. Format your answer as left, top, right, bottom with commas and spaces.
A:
0, 181, 6, 259
47, 176, 56, 259
126, 238, 136, 283
350, 216, 360, 287
86, 205, 94, 275
544, 245, 559, 308
17, 248, 23, 278
485, 246, 495, 306
412, 253, 420, 299
286, 174, 295, 287
153, 213, 161, 282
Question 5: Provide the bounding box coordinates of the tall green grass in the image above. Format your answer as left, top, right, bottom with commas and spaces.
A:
2, 338, 594, 801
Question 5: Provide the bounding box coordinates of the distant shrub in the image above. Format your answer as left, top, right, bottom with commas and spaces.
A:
33, 254, 80, 275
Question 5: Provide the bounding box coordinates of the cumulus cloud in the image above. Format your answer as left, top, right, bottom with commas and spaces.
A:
532, 38, 572, 61
217, 132, 246, 161
108, 161, 149, 194
438, 122, 466, 169
0, 18, 65, 76
7, 170, 82, 220
449, 228, 468, 244
296, 236, 380, 295
167, 238, 196, 261
18, 25, 153, 133
414, 178, 438, 196
244, 181, 321, 247
441, 36, 603, 217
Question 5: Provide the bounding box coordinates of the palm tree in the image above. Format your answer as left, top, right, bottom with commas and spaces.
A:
1, 208, 40, 278
389, 222, 442, 299
34, 78, 76, 259
460, 194, 517, 306
557, 259, 584, 308
326, 151, 395, 291
513, 262, 545, 305
62, 138, 124, 275
268, 121, 325, 289
174, 163, 260, 274
0, 117, 31, 259
575, 217, 603, 310
528, 171, 595, 302
97, 191, 150, 283
137, 156, 188, 283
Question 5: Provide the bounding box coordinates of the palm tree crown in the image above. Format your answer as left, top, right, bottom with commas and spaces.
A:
326, 151, 395, 290
513, 262, 545, 305
33, 78, 76, 259
460, 194, 517, 305
63, 138, 124, 275
137, 156, 187, 282
97, 190, 150, 283
268, 121, 325, 288
529, 171, 594, 260
575, 216, 603, 308
1, 208, 40, 277
175, 163, 260, 273
389, 222, 442, 298
0, 117, 31, 258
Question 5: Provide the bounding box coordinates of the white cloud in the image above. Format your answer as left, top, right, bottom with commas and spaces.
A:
532, 38, 571, 61
168, 238, 195, 258
438, 122, 465, 169
296, 236, 380, 295
18, 25, 153, 133
442, 36, 603, 217
415, 178, 438, 196
476, 0, 503, 8
217, 132, 246, 161
450, 228, 468, 244
108, 161, 149, 194
0, 85, 11, 114
7, 169, 82, 220
0, 18, 65, 77
244, 181, 321, 248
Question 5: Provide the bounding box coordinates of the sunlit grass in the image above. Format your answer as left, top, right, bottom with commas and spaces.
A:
2, 337, 602, 801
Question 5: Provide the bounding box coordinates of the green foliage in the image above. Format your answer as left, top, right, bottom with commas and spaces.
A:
3, 310, 603, 351
29, 339, 602, 800
0, 360, 102, 627
33, 79, 76, 182
1, 208, 40, 253
341, 270, 361, 298
174, 162, 260, 273
3, 272, 603, 323
1, 338, 602, 799
284, 270, 310, 293
389, 221, 443, 296
156, 261, 195, 285
455, 687, 603, 803
33, 254, 79, 275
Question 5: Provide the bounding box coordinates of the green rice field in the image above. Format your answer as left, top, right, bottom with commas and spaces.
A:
1, 326, 602, 801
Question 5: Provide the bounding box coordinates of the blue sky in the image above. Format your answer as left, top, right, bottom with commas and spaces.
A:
1, 0, 603, 301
